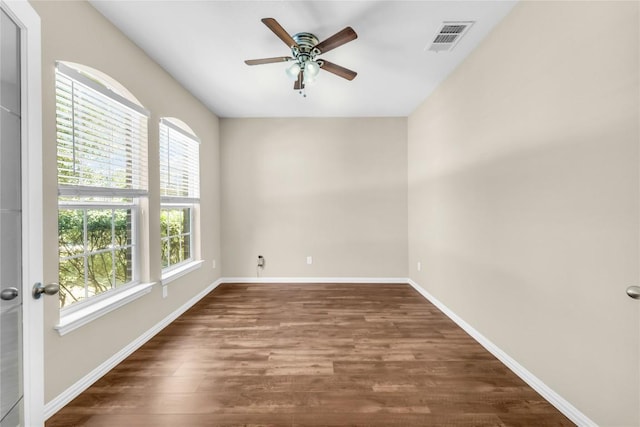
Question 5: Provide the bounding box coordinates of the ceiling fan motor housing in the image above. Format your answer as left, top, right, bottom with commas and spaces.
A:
292, 32, 320, 63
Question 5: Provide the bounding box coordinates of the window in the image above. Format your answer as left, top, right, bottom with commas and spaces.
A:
160, 207, 192, 269
159, 118, 200, 272
55, 62, 149, 309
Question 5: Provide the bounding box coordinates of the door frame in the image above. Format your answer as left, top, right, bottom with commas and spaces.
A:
1, 0, 43, 425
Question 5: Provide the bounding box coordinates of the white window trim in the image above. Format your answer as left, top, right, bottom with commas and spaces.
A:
55, 281, 155, 336
55, 63, 150, 316
56, 62, 150, 118
159, 118, 201, 278
59, 186, 148, 198
161, 259, 204, 285
57, 202, 140, 309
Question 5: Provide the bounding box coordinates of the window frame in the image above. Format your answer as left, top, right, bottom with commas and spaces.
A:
57, 201, 139, 314
159, 118, 201, 278
55, 62, 150, 312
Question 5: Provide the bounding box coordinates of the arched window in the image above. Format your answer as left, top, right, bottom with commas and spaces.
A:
55, 61, 149, 309
158, 117, 200, 274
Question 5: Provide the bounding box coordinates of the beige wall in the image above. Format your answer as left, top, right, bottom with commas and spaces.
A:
221, 118, 407, 278
408, 1, 639, 425
30, 1, 221, 402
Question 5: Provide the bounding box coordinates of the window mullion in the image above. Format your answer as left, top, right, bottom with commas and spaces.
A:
167, 127, 172, 197
71, 79, 77, 178
83, 208, 88, 300
111, 208, 116, 289
190, 207, 194, 260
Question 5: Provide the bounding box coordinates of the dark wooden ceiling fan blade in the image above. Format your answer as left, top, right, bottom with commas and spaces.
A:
319, 60, 357, 81
245, 57, 293, 66
313, 27, 357, 54
293, 71, 304, 90
262, 18, 299, 49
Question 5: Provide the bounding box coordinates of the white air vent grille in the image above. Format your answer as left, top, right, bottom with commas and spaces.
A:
434, 34, 458, 44
428, 21, 474, 52
441, 25, 467, 34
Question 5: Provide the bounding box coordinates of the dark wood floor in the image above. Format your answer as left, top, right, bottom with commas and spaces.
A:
46, 283, 574, 426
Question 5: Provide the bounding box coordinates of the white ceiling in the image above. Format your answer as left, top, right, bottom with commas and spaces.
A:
89, 1, 516, 118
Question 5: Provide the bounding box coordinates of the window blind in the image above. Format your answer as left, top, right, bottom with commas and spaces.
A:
159, 119, 200, 203
56, 64, 149, 198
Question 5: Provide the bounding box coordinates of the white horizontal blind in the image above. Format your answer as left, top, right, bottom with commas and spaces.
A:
159, 119, 200, 203
56, 65, 149, 198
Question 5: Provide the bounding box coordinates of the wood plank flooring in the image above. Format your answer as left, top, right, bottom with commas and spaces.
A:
46, 283, 574, 426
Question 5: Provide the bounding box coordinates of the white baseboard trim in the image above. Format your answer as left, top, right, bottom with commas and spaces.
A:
44, 279, 223, 420
221, 276, 408, 284
406, 278, 596, 427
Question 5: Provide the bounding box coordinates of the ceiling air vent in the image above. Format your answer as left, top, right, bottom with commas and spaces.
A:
428, 21, 474, 52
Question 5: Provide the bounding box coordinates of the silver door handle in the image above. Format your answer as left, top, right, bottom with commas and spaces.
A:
626, 286, 640, 300
0, 287, 19, 301
32, 282, 59, 299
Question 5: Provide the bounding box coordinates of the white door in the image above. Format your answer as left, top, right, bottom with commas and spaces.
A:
0, 8, 24, 426
0, 1, 43, 426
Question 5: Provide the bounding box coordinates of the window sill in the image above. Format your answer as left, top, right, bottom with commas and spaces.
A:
162, 260, 204, 285
55, 282, 156, 336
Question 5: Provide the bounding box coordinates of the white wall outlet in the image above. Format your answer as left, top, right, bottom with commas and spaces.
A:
212, 259, 216, 269
306, 256, 313, 265
417, 261, 422, 272
162, 285, 168, 298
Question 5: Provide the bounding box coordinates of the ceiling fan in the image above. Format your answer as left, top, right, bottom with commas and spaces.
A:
245, 18, 358, 95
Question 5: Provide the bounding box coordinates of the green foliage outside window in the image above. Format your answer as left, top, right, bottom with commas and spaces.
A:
58, 208, 132, 308
160, 208, 192, 270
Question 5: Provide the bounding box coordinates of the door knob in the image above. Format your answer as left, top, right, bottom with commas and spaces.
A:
0, 287, 19, 301
626, 286, 640, 300
32, 282, 59, 299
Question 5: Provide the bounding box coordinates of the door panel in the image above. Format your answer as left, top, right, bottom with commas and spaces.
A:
0, 9, 22, 427
0, 110, 20, 213
0, 300, 20, 424
1, 9, 20, 113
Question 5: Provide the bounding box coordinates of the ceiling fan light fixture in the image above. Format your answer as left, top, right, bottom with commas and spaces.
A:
305, 60, 320, 78
303, 73, 316, 85
285, 62, 301, 80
